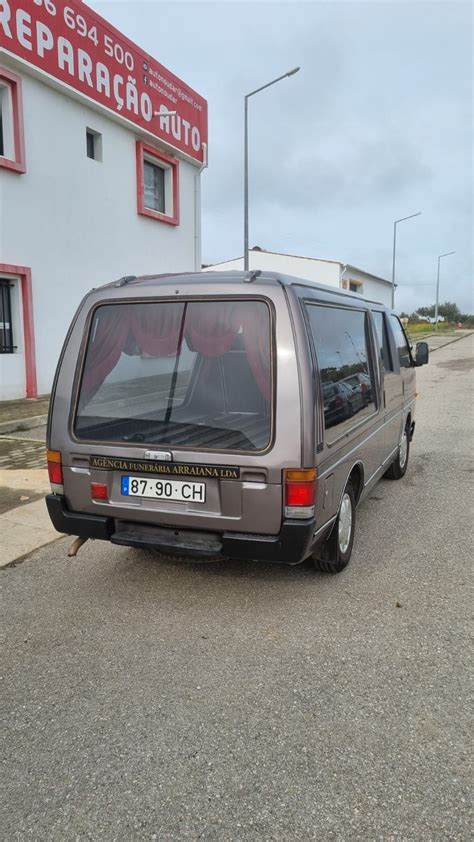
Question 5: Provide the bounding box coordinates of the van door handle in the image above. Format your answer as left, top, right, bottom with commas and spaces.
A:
383, 389, 386, 408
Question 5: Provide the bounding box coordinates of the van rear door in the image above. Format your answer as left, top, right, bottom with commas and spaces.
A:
60, 290, 300, 538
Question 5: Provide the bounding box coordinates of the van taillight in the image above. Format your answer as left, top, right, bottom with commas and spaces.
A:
47, 450, 63, 490
284, 469, 316, 519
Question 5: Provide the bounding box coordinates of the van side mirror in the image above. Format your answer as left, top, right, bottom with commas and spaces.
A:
415, 341, 429, 366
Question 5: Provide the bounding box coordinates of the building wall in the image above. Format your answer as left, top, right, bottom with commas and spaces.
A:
204, 253, 341, 287
205, 253, 393, 306
0, 66, 201, 398
343, 267, 392, 307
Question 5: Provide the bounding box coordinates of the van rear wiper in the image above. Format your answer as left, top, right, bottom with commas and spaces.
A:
121, 432, 147, 442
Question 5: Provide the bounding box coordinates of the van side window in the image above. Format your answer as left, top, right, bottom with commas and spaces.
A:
372, 312, 393, 371
305, 305, 376, 442
390, 315, 412, 369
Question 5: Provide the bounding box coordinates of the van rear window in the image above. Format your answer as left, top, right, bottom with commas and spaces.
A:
75, 300, 272, 452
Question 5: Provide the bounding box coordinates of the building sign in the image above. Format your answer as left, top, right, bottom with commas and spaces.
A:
0, 0, 208, 163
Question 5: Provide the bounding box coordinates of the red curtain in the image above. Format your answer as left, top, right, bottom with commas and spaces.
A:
81, 302, 272, 404
185, 302, 240, 357
130, 302, 184, 357
81, 308, 131, 400
237, 303, 272, 402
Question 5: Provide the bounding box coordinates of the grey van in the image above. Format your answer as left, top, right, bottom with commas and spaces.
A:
46, 271, 428, 573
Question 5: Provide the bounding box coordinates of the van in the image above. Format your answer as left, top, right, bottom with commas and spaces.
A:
46, 271, 429, 573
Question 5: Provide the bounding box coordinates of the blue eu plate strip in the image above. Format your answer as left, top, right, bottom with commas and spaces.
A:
121, 476, 130, 496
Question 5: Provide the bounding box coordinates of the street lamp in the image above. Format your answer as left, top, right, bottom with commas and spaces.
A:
391, 212, 422, 309
435, 251, 456, 331
244, 67, 300, 270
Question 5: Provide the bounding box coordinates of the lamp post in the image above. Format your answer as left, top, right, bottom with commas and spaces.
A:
435, 251, 456, 330
244, 67, 300, 271
391, 212, 422, 309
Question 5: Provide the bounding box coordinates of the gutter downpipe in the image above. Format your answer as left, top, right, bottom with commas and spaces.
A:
339, 264, 348, 288
194, 142, 208, 272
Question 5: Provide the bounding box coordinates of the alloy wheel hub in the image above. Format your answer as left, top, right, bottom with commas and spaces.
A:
338, 492, 353, 554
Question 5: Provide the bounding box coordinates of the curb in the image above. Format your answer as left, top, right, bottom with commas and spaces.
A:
0, 534, 65, 569
429, 333, 473, 352
0, 495, 64, 568
0, 414, 48, 436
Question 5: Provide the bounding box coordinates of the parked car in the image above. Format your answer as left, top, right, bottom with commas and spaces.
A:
46, 271, 429, 574
341, 372, 373, 404
322, 381, 365, 426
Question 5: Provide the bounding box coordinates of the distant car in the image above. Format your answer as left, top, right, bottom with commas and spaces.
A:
341, 372, 373, 404
417, 315, 444, 324
322, 381, 364, 426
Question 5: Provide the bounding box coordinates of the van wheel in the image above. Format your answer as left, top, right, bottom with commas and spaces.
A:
384, 423, 410, 480
313, 482, 356, 574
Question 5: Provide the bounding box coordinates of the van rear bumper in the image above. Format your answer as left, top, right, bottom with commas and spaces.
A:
46, 494, 113, 540
46, 494, 317, 565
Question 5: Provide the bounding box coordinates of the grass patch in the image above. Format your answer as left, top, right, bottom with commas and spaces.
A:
406, 323, 456, 340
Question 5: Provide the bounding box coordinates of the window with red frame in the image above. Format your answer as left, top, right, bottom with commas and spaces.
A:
136, 141, 179, 225
0, 68, 25, 174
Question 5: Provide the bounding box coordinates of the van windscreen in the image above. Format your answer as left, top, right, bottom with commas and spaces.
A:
75, 300, 272, 451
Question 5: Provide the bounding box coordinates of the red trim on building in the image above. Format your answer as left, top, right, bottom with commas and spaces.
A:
136, 141, 180, 226
1, 1, 207, 163
0, 263, 37, 397
0, 67, 26, 174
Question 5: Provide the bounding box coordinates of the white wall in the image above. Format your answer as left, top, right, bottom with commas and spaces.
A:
204, 253, 341, 287
344, 266, 392, 307
205, 254, 393, 307
0, 64, 201, 397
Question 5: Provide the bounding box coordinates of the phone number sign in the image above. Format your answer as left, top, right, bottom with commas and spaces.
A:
0, 0, 208, 163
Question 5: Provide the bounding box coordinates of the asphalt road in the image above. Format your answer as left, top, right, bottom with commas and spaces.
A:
2, 335, 473, 841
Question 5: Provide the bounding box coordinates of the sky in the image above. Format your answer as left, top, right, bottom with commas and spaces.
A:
90, 0, 473, 314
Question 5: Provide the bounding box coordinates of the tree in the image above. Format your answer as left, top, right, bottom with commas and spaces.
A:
417, 305, 435, 317
416, 301, 461, 322
438, 301, 461, 322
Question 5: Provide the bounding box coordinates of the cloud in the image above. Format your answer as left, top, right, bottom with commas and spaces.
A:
92, 0, 473, 311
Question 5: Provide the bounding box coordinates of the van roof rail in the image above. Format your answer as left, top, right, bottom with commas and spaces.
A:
244, 269, 262, 283
114, 275, 137, 287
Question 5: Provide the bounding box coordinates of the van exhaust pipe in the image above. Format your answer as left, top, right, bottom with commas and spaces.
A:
67, 536, 89, 557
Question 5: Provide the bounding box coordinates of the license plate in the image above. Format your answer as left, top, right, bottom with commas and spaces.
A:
121, 476, 206, 503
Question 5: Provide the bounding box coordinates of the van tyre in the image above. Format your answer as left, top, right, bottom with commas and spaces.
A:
384, 423, 410, 480
313, 482, 356, 574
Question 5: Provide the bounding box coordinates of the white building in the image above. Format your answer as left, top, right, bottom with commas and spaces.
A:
204, 248, 394, 307
0, 0, 207, 399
